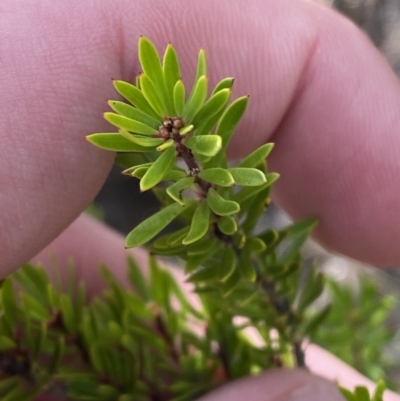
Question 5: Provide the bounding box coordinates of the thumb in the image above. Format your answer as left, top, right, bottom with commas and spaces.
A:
197, 369, 345, 401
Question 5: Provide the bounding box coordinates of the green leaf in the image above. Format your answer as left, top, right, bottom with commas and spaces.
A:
113, 80, 160, 120
60, 294, 76, 333
163, 43, 181, 114
87, 133, 157, 152
192, 88, 231, 136
21, 293, 50, 320
166, 177, 195, 205
125, 201, 193, 248
182, 201, 210, 245
302, 304, 331, 336
219, 246, 236, 282
138, 36, 173, 115
0, 336, 17, 351
198, 168, 234, 187
207, 188, 240, 216
139, 74, 165, 117
228, 168, 266, 186
173, 80, 185, 116
123, 134, 164, 148
1, 278, 18, 329
238, 143, 274, 168
195, 48, 207, 82
339, 387, 357, 401
49, 336, 65, 374
127, 256, 150, 301
140, 146, 176, 191
183, 75, 208, 122
215, 96, 249, 149
233, 173, 280, 203
184, 135, 222, 157
373, 381, 386, 401
217, 215, 237, 235
355, 386, 372, 401
104, 113, 157, 136
187, 266, 220, 283
211, 77, 235, 96
238, 249, 256, 282
108, 101, 161, 129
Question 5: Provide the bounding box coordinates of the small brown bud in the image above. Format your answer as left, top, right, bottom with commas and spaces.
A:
173, 119, 183, 129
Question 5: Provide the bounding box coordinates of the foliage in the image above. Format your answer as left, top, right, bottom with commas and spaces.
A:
339, 381, 386, 401
0, 37, 393, 400
310, 277, 396, 384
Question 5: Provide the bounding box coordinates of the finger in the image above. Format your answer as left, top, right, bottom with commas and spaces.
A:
306, 344, 400, 401
2, 0, 400, 278
197, 369, 345, 401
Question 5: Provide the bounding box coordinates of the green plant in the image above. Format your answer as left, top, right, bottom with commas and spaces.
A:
0, 36, 392, 400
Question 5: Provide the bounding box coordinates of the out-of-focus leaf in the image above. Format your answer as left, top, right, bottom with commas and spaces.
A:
1, 278, 18, 329
238, 143, 274, 168
238, 249, 256, 282
60, 294, 76, 333
183, 75, 208, 122
125, 201, 193, 248
21, 293, 50, 321
192, 89, 231, 136
113, 80, 160, 120
244, 237, 266, 253
211, 77, 235, 96
108, 101, 160, 129
86, 133, 156, 152
198, 168, 234, 187
140, 146, 176, 191
302, 304, 331, 336
186, 266, 220, 283
219, 246, 236, 282
49, 336, 65, 374
173, 80, 185, 116
207, 188, 240, 216
215, 96, 248, 149
183, 201, 210, 245
166, 177, 195, 205
0, 336, 16, 351
217, 215, 237, 235
355, 386, 372, 401
228, 168, 266, 186
104, 113, 157, 136
184, 135, 222, 157
373, 381, 386, 401
127, 256, 150, 301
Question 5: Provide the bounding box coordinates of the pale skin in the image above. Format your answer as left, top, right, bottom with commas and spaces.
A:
2, 0, 400, 400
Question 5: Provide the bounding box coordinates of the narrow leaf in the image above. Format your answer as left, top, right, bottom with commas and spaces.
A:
183, 75, 208, 122
140, 146, 176, 191
219, 246, 236, 282
211, 77, 235, 96
216, 96, 249, 149
207, 188, 240, 216
113, 80, 160, 119
108, 101, 160, 129
173, 80, 185, 116
125, 201, 193, 248
233, 173, 280, 203
139, 74, 165, 117
238, 143, 274, 168
192, 88, 231, 136
182, 201, 210, 245
195, 48, 207, 81
86, 133, 156, 152
166, 177, 195, 205
124, 134, 164, 148
228, 167, 266, 186
217, 215, 237, 235
198, 168, 234, 187
163, 43, 181, 114
184, 135, 222, 157
104, 113, 157, 136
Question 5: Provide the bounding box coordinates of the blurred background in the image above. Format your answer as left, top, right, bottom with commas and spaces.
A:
90, 0, 400, 391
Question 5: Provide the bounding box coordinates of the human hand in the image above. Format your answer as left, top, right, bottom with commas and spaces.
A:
2, 0, 400, 400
